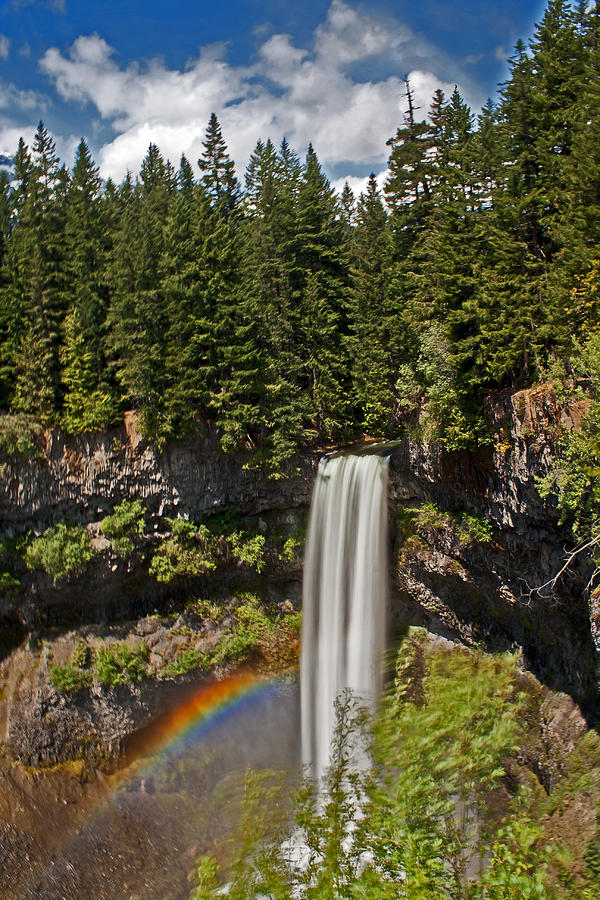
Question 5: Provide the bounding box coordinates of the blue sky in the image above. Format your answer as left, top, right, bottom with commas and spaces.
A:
0, 0, 547, 191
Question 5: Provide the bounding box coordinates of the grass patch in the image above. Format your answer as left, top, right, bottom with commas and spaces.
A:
161, 648, 206, 679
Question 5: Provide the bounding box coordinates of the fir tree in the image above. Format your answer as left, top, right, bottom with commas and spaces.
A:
348, 175, 395, 434
107, 145, 174, 438
9, 123, 67, 419
198, 113, 241, 217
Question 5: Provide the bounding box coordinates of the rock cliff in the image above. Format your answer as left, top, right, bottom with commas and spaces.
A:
0, 387, 597, 767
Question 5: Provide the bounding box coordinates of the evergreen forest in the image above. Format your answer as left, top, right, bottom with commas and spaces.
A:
0, 0, 599, 473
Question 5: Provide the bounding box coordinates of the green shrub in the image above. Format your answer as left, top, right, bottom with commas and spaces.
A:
101, 498, 146, 556
161, 648, 206, 678
49, 662, 92, 692
0, 414, 42, 458
94, 641, 149, 686
411, 499, 446, 531
279, 535, 302, 563
25, 523, 94, 580
210, 597, 300, 669
0, 570, 21, 596
457, 512, 495, 546
228, 531, 266, 572
150, 516, 267, 583
150, 520, 217, 583
71, 638, 92, 668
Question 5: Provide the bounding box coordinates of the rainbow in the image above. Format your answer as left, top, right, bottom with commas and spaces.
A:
21, 670, 291, 897
117, 668, 285, 782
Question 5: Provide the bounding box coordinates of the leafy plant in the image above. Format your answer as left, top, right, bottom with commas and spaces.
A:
456, 512, 495, 546
25, 523, 94, 580
161, 648, 206, 678
0, 414, 42, 458
190, 633, 556, 899
537, 333, 600, 592
94, 641, 149, 686
228, 531, 266, 572
101, 498, 146, 557
49, 662, 92, 692
149, 519, 217, 583
279, 536, 302, 563
410, 499, 446, 531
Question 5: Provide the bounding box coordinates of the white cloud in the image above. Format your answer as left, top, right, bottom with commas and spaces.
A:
39, 0, 472, 182
0, 80, 44, 111
0, 35, 10, 60
0, 123, 78, 169
332, 170, 389, 200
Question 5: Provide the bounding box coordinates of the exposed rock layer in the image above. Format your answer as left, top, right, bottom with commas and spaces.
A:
0, 387, 597, 767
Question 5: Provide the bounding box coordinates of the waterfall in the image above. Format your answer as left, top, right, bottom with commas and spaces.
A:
300, 452, 389, 780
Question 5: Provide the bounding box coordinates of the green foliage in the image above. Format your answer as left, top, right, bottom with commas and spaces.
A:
0, 414, 42, 458
475, 816, 550, 899
228, 531, 266, 572
2, 10, 600, 463
190, 633, 557, 899
101, 498, 146, 557
211, 597, 269, 666
150, 514, 267, 583
456, 512, 495, 546
280, 536, 302, 563
161, 647, 206, 678
94, 641, 149, 686
210, 595, 300, 670
49, 662, 92, 692
537, 333, 600, 583
71, 637, 91, 668
149, 519, 217, 582
410, 498, 446, 531
25, 522, 94, 580
0, 570, 21, 595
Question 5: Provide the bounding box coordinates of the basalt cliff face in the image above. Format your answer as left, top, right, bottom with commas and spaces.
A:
388, 387, 596, 702
0, 388, 597, 767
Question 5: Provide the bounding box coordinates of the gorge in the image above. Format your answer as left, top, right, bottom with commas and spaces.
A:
0, 384, 599, 897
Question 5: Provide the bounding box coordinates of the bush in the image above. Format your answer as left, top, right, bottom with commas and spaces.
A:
161, 648, 206, 678
228, 531, 266, 572
150, 520, 217, 583
457, 512, 495, 546
94, 641, 149, 686
49, 662, 92, 692
210, 596, 300, 669
411, 499, 446, 531
71, 638, 92, 668
101, 498, 146, 556
25, 523, 94, 580
0, 414, 42, 458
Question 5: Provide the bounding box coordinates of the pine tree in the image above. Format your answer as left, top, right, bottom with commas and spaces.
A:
8, 123, 67, 419
107, 145, 174, 439
60, 139, 117, 431
198, 113, 241, 217
238, 138, 309, 471
348, 175, 395, 433
295, 144, 351, 438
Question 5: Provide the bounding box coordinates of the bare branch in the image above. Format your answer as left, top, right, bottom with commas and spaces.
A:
527, 522, 600, 600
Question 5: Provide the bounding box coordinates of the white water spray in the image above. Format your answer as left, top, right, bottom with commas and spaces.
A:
300, 453, 389, 780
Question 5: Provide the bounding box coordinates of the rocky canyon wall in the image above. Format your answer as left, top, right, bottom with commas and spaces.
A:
0, 387, 597, 765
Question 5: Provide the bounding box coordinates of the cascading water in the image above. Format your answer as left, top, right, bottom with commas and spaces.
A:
300, 452, 389, 780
